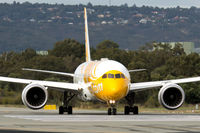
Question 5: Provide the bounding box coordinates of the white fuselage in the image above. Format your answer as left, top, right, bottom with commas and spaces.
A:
73, 58, 131, 103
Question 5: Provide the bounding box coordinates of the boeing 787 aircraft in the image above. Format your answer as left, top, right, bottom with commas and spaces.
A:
1, 8, 200, 115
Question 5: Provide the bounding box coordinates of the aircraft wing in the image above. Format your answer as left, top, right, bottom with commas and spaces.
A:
130, 76, 200, 92
129, 69, 146, 72
0, 76, 81, 91
22, 68, 75, 77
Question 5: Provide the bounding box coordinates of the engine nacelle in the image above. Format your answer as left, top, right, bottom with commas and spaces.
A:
158, 83, 185, 110
22, 83, 48, 110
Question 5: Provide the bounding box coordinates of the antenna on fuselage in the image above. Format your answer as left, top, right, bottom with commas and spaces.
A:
84, 7, 91, 62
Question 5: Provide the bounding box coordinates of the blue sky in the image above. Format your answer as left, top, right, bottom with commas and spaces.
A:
0, 0, 200, 8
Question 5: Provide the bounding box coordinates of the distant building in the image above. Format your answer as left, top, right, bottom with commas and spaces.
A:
68, 22, 73, 25
29, 18, 36, 22
36, 51, 48, 56
87, 8, 95, 14
97, 14, 104, 18
154, 42, 195, 55
139, 18, 147, 24
194, 48, 200, 55
106, 14, 111, 18
107, 21, 113, 24
47, 20, 52, 23
101, 21, 107, 25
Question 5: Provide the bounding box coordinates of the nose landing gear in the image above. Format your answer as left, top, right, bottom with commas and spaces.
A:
107, 100, 117, 115
108, 107, 117, 115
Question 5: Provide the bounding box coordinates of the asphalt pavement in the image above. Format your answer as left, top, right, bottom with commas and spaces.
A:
1, 107, 200, 133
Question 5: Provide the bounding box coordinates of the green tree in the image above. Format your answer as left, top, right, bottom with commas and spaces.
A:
49, 39, 85, 58
96, 40, 119, 50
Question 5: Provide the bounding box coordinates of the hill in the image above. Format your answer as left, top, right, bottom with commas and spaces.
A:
0, 2, 200, 52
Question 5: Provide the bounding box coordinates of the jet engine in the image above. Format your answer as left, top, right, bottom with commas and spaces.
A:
158, 83, 185, 110
22, 83, 48, 110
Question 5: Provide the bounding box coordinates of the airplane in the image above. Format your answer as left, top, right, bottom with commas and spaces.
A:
1, 8, 200, 115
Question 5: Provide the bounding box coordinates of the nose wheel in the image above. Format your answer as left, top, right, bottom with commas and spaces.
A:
107, 100, 117, 115
108, 107, 117, 115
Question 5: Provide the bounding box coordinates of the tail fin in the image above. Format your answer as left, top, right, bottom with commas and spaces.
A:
84, 7, 91, 62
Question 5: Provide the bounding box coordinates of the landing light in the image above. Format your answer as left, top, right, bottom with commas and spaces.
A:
109, 100, 116, 104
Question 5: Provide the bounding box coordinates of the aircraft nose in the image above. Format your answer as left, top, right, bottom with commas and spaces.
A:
110, 83, 123, 95
105, 80, 129, 101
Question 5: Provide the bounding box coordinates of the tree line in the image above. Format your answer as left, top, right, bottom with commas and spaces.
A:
0, 39, 200, 107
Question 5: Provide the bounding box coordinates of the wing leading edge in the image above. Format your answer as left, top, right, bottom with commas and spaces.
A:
22, 68, 75, 77
130, 76, 200, 92
0, 76, 81, 91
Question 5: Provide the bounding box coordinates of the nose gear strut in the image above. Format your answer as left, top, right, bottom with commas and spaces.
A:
107, 100, 117, 115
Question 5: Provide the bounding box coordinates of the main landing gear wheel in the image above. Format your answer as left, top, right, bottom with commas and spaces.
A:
59, 91, 75, 115
124, 106, 130, 115
124, 92, 139, 115
108, 108, 117, 115
59, 106, 64, 114
124, 106, 138, 115
59, 106, 73, 114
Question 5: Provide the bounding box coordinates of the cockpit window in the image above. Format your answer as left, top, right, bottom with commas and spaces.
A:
108, 74, 114, 78
121, 74, 125, 79
115, 74, 121, 78
102, 74, 107, 79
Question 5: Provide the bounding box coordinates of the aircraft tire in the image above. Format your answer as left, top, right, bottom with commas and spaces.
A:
68, 106, 73, 114
124, 106, 130, 115
113, 108, 117, 115
59, 106, 64, 114
133, 106, 138, 115
108, 108, 112, 115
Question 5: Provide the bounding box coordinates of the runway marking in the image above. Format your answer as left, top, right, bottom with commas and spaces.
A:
137, 124, 199, 132
4, 115, 200, 122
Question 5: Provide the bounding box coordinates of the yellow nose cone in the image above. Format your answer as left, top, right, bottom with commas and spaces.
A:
105, 80, 127, 100
106, 79, 129, 101
94, 78, 129, 102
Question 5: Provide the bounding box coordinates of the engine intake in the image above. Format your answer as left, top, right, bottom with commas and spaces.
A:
158, 83, 185, 110
22, 84, 48, 110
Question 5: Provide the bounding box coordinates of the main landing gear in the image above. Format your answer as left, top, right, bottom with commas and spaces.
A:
59, 91, 76, 115
124, 92, 139, 115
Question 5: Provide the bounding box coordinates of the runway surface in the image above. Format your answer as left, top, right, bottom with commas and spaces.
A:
1, 107, 200, 133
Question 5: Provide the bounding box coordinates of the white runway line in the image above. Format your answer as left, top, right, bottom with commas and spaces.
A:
4, 115, 200, 122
